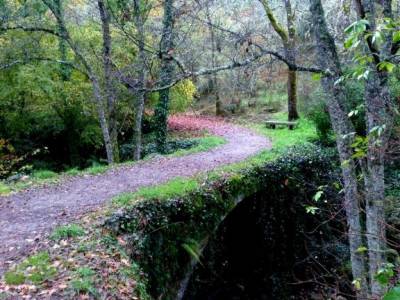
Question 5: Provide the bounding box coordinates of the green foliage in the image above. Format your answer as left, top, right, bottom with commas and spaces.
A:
32, 169, 57, 180
307, 100, 334, 145
384, 286, 400, 300
65, 168, 80, 176
170, 79, 197, 113
0, 139, 25, 179
51, 224, 85, 240
375, 263, 395, 286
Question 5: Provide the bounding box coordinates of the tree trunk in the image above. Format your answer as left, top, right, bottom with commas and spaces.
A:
155, 0, 175, 153
260, 0, 299, 121
364, 69, 392, 297
132, 0, 147, 161
98, 0, 119, 162
205, 2, 222, 116
354, 1, 394, 296
287, 68, 298, 120
309, 0, 368, 297
284, 0, 299, 121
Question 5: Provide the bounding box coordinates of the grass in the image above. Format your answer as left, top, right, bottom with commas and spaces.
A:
170, 136, 226, 157
113, 177, 199, 207
0, 182, 11, 196
86, 164, 109, 175
70, 267, 99, 298
65, 168, 80, 176
51, 224, 85, 241
32, 170, 57, 180
4, 252, 57, 285
252, 114, 317, 152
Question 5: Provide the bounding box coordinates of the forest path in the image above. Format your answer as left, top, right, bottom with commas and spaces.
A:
0, 115, 270, 275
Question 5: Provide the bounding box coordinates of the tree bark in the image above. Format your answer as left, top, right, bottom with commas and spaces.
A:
155, 0, 175, 153
260, 0, 299, 121
284, 0, 299, 121
309, 0, 369, 298
205, 2, 222, 116
98, 0, 119, 162
132, 0, 148, 161
355, 1, 395, 296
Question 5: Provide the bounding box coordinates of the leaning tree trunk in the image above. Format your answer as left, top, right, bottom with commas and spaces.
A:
99, 0, 120, 162
132, 0, 148, 161
154, 0, 175, 153
309, 0, 369, 298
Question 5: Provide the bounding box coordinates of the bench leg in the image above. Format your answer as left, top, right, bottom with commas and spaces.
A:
289, 125, 294, 130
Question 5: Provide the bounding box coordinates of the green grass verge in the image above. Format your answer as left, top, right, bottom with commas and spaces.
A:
112, 177, 199, 207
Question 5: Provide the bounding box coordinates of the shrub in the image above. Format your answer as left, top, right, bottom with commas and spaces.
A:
170, 79, 197, 113
308, 101, 334, 145
147, 79, 196, 114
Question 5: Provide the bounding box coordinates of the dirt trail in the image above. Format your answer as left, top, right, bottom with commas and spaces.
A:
0, 115, 270, 275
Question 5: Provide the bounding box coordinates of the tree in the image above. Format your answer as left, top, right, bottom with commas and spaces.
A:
259, 0, 299, 121
98, 0, 120, 162
310, 0, 398, 297
154, 0, 176, 153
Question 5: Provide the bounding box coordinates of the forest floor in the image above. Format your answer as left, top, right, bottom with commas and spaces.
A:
0, 115, 270, 275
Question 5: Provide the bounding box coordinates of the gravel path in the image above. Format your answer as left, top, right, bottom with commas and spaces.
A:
0, 115, 270, 275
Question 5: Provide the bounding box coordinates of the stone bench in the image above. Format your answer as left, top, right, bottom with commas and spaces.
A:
266, 120, 298, 130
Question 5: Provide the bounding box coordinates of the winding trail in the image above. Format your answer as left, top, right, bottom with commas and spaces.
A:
0, 115, 270, 275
